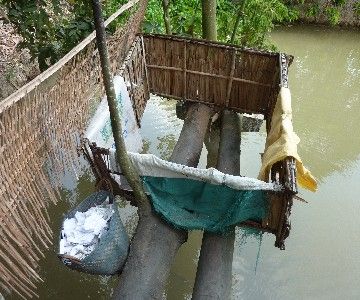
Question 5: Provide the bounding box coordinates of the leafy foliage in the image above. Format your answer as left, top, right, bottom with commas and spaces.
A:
145, 0, 202, 37
324, 5, 341, 25
306, 3, 321, 18
221, 0, 299, 49
1, 0, 128, 71
355, 1, 360, 17
144, 0, 299, 50
1, 0, 353, 71
297, 0, 349, 26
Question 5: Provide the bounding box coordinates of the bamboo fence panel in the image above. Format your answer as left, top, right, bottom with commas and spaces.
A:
143, 34, 282, 116
0, 0, 148, 298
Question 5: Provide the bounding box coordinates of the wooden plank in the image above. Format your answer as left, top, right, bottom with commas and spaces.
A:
146, 64, 274, 88
225, 49, 237, 107
183, 41, 187, 100
143, 33, 280, 58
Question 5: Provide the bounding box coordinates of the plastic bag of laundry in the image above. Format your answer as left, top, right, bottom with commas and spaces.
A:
58, 191, 129, 275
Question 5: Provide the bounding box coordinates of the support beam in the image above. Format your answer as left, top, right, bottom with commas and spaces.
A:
192, 110, 241, 300
113, 103, 213, 299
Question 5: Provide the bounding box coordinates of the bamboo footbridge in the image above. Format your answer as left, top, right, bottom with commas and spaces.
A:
0, 0, 300, 298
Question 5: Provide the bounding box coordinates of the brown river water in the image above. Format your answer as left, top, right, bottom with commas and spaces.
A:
7, 25, 360, 299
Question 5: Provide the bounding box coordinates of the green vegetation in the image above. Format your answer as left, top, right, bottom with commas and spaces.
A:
325, 5, 342, 25
145, 0, 299, 50
302, 0, 357, 26
0, 0, 128, 70
0, 0, 355, 71
306, 3, 321, 18
353, 1, 360, 16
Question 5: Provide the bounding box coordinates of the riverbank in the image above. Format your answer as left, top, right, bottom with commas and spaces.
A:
292, 0, 360, 27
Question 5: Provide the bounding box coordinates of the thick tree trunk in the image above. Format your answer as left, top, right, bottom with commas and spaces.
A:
201, 0, 217, 41
113, 103, 213, 299
161, 0, 172, 35
192, 110, 241, 300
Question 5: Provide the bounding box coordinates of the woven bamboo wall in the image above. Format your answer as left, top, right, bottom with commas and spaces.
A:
0, 1, 148, 298
143, 34, 282, 116
121, 36, 149, 125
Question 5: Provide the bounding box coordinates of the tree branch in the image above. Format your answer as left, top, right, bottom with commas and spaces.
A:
161, 0, 172, 35
230, 0, 247, 44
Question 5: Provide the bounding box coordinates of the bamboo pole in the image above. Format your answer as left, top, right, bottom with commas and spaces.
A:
91, 0, 151, 216
230, 0, 247, 44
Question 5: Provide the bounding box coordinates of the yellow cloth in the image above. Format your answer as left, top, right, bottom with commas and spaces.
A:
258, 87, 317, 192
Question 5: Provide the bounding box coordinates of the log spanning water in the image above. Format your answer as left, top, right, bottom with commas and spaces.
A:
113, 103, 213, 299
112, 105, 248, 299
193, 110, 241, 299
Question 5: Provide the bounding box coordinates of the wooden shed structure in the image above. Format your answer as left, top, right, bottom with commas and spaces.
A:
110, 33, 297, 248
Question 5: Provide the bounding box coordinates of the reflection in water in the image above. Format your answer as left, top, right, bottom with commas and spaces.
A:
157, 134, 177, 160
15, 25, 360, 300
140, 96, 184, 159
270, 25, 360, 180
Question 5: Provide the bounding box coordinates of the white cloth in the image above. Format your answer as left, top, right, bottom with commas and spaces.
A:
108, 150, 281, 192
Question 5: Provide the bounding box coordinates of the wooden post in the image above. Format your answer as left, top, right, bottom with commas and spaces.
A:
91, 0, 151, 215
192, 110, 241, 300
112, 103, 213, 299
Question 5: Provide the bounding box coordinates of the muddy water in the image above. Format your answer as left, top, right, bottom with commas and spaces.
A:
167, 25, 360, 300
10, 25, 360, 299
